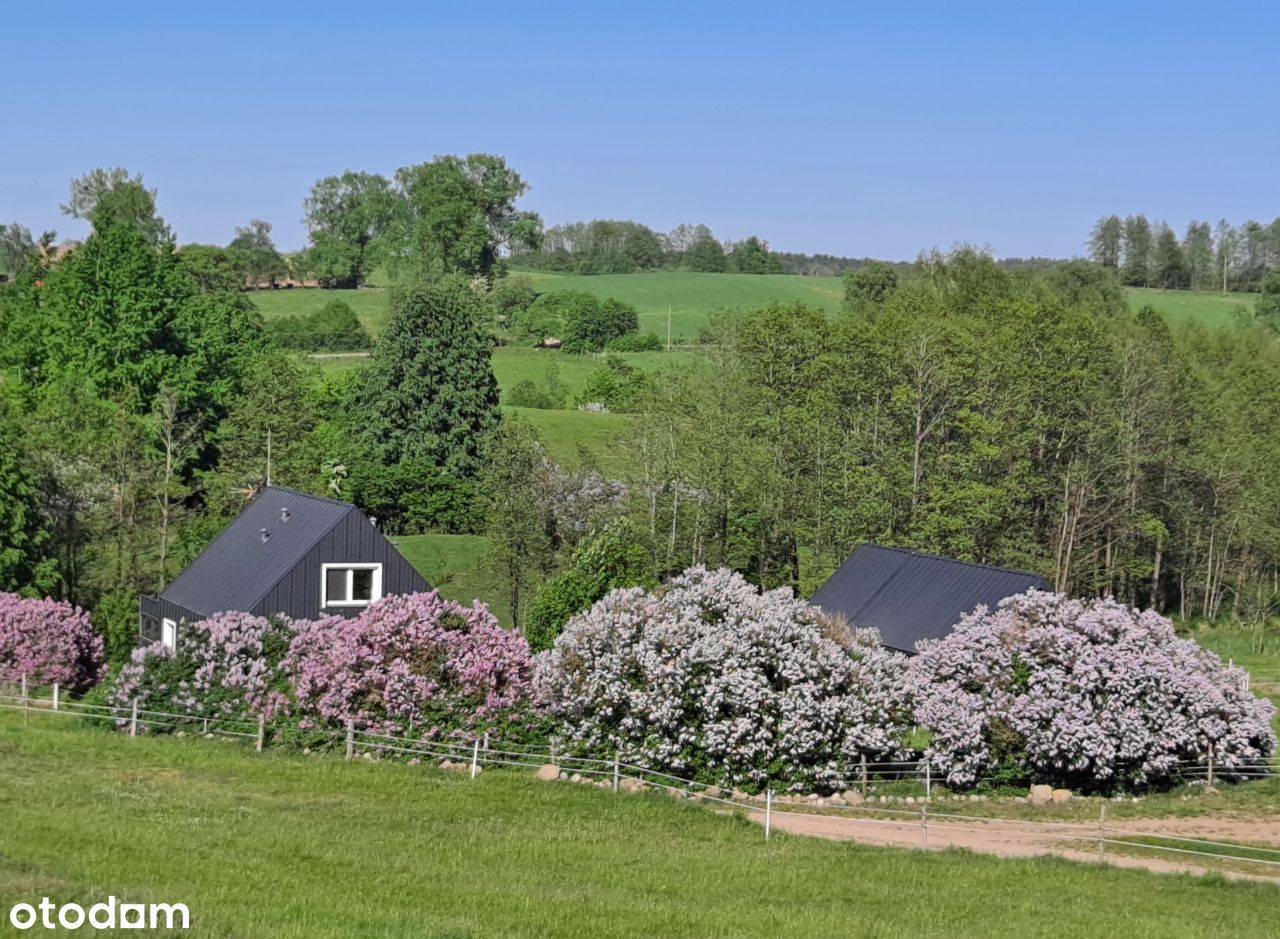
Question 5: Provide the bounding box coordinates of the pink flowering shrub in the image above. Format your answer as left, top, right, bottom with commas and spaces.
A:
0, 593, 103, 692
109, 612, 297, 722
909, 590, 1277, 790
537, 566, 912, 792
286, 592, 539, 740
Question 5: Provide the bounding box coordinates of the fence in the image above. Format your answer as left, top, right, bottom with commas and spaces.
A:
3, 676, 1279, 879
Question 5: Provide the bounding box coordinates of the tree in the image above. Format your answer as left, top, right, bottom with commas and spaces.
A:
1153, 223, 1187, 289
1214, 220, 1238, 293
524, 518, 657, 651
1183, 221, 1214, 290
1257, 269, 1280, 325
356, 279, 500, 474
176, 244, 240, 293
843, 261, 900, 311
0, 224, 46, 281
302, 171, 399, 288
228, 220, 287, 288
0, 417, 58, 595
726, 236, 782, 274
1087, 215, 1123, 268
684, 231, 727, 272
62, 167, 170, 243
562, 297, 640, 352
481, 417, 556, 629
1121, 215, 1152, 287
391, 154, 542, 279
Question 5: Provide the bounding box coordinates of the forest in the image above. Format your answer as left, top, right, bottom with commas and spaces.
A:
2, 158, 1279, 661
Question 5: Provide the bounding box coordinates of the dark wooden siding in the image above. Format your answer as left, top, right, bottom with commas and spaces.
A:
252, 507, 430, 620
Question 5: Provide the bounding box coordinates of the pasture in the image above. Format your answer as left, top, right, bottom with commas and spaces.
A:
2, 713, 1276, 939
1124, 287, 1256, 326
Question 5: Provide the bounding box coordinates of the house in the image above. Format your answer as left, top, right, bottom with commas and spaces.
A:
809, 543, 1048, 654
139, 486, 430, 650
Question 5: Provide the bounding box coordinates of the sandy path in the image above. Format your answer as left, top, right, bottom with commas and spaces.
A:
750, 808, 1280, 884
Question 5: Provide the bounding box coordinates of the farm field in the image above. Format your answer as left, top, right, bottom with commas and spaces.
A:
2, 714, 1277, 939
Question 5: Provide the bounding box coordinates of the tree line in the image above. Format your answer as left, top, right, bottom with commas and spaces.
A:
1088, 214, 1280, 293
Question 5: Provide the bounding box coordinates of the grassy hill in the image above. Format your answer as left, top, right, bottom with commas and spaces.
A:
4, 714, 1276, 938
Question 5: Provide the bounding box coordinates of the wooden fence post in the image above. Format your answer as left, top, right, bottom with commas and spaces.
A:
345, 719, 355, 760
470, 739, 480, 779
130, 699, 139, 738
21, 674, 28, 726
764, 789, 773, 841
613, 756, 620, 793
1207, 743, 1215, 788
52, 682, 59, 711
1097, 803, 1106, 859
860, 754, 868, 795
924, 762, 931, 800
256, 714, 266, 753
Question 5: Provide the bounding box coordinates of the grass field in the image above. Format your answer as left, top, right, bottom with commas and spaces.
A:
1124, 287, 1256, 326
250, 286, 393, 334
3, 714, 1276, 938
520, 271, 845, 341
390, 533, 507, 625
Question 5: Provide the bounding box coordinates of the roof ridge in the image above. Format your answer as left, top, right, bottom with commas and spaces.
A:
859, 543, 1044, 581
264, 484, 354, 509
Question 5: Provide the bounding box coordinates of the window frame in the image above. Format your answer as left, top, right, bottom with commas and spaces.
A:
321, 562, 384, 609
161, 618, 177, 653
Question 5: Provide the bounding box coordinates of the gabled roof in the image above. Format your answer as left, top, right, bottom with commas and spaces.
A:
161, 486, 356, 617
810, 543, 1048, 654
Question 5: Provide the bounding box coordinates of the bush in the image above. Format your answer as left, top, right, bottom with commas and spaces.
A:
347, 457, 482, 534
287, 592, 540, 741
575, 356, 653, 412
109, 612, 299, 722
505, 379, 554, 409
267, 299, 371, 352
537, 567, 911, 792
562, 297, 639, 353
0, 593, 103, 691
525, 518, 656, 652
908, 590, 1277, 790
605, 331, 661, 352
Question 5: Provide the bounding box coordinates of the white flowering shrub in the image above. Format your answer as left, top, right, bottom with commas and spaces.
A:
908, 590, 1277, 790
537, 566, 911, 792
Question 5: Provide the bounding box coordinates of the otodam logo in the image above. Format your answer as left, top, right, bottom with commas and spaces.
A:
7, 897, 190, 931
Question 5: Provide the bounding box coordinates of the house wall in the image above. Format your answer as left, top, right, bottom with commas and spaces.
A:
252, 508, 429, 620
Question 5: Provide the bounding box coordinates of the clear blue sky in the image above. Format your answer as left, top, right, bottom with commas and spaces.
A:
4, 1, 1277, 259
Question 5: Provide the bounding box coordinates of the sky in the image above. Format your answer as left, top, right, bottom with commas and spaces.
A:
3, 1, 1277, 260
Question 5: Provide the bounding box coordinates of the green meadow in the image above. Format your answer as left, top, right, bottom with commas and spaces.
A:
2, 713, 1276, 939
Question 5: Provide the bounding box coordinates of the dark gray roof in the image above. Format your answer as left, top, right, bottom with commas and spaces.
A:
810, 544, 1048, 654
161, 486, 355, 617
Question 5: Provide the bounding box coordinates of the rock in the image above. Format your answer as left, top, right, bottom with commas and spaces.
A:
806, 793, 821, 802
731, 790, 749, 802
1052, 788, 1071, 803
905, 796, 916, 805
535, 764, 560, 782
829, 798, 846, 807
1203, 785, 1220, 795
439, 760, 453, 770
842, 790, 864, 806
702, 786, 722, 800
408, 758, 420, 767
569, 773, 582, 783
968, 794, 980, 802
362, 751, 374, 761
1029, 784, 1054, 805
559, 771, 568, 781
620, 778, 644, 793
302, 748, 311, 755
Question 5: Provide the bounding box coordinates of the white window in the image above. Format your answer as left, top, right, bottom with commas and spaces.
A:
321, 563, 383, 608
161, 618, 177, 652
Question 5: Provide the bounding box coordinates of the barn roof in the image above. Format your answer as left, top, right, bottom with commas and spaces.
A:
160, 486, 356, 617
809, 544, 1048, 653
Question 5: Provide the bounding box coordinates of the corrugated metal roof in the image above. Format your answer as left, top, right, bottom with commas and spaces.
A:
160, 486, 355, 617
810, 544, 1048, 653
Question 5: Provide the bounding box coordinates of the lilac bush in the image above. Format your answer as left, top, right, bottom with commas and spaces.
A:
109, 612, 298, 722
286, 591, 539, 740
537, 566, 912, 792
909, 590, 1277, 789
0, 593, 103, 692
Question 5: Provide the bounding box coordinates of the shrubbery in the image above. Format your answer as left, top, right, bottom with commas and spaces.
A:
575, 356, 653, 412
288, 592, 541, 740
512, 290, 642, 351
0, 594, 103, 692
110, 611, 298, 721
537, 567, 912, 792
267, 299, 371, 352
908, 591, 1277, 790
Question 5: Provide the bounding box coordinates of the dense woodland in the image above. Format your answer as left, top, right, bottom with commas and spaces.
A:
1087, 213, 1280, 297
2, 158, 1280, 663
